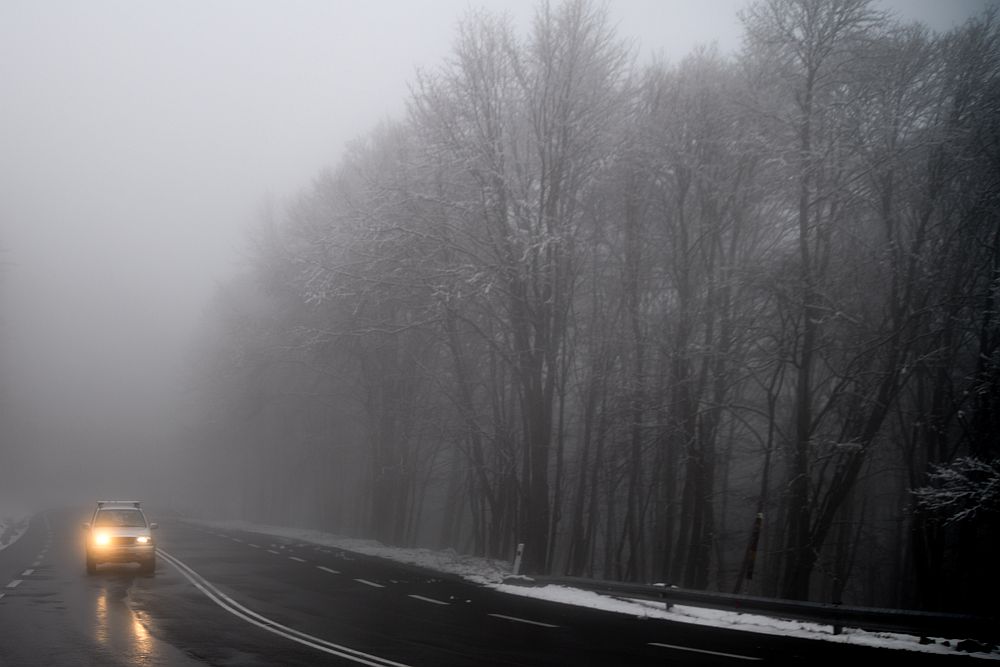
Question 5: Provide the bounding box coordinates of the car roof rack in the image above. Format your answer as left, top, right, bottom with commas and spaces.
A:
97, 500, 141, 508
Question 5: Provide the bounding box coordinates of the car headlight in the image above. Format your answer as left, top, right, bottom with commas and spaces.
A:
136, 536, 150, 544
94, 532, 110, 546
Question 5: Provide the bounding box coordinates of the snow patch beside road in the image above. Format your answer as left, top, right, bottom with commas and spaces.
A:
495, 583, 998, 658
189, 517, 999, 660
0, 509, 30, 552
189, 518, 512, 585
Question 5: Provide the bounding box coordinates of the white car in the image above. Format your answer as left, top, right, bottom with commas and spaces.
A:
82, 501, 158, 574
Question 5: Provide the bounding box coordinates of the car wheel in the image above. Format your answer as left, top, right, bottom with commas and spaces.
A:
140, 557, 155, 574
86, 556, 97, 575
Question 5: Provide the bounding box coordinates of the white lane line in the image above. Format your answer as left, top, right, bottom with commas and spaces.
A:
0, 592, 5, 600
233, 538, 244, 543
289, 556, 306, 563
317, 566, 340, 575
157, 549, 409, 666
266, 549, 281, 555
33, 560, 42, 567
649, 643, 762, 661
354, 579, 385, 589
488, 613, 558, 628
248, 544, 260, 549
6, 580, 22, 589
21, 569, 34, 577
408, 594, 449, 606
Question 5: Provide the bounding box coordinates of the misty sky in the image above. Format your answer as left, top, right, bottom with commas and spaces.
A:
0, 0, 990, 457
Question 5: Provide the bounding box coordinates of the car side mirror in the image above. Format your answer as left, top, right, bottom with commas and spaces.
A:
150, 523, 159, 530
82, 522, 91, 531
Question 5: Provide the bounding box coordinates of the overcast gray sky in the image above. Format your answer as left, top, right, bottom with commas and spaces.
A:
0, 0, 991, 458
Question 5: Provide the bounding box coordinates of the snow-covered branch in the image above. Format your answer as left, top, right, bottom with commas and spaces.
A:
911, 457, 1000, 524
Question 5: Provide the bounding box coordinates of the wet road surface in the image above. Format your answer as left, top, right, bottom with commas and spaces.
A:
0, 510, 972, 666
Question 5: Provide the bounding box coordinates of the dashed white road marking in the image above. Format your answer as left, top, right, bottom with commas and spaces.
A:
233, 538, 244, 543
649, 643, 762, 661
317, 566, 340, 575
33, 560, 42, 567
21, 569, 34, 577
6, 580, 22, 589
408, 594, 449, 606
0, 592, 5, 601
289, 556, 306, 563
248, 544, 260, 548
488, 613, 558, 628
267, 550, 280, 555
157, 549, 410, 666
354, 579, 384, 589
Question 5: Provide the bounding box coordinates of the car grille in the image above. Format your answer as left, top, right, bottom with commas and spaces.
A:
111, 536, 137, 545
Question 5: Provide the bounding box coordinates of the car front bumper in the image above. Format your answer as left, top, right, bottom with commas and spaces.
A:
87, 544, 155, 563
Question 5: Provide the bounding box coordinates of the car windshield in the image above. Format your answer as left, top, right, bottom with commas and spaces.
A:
93, 509, 146, 527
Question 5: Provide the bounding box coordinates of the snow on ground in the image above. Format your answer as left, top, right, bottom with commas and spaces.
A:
494, 584, 998, 658
190, 518, 511, 585
191, 518, 999, 660
0, 506, 30, 552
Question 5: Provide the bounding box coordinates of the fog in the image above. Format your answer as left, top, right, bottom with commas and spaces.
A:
0, 0, 989, 508
0, 0, 734, 505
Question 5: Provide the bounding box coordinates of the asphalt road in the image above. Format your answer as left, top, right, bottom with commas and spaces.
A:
0, 511, 978, 666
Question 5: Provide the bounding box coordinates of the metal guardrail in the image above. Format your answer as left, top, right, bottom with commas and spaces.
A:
505, 575, 998, 643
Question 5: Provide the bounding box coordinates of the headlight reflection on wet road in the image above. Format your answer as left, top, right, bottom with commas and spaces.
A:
95, 588, 108, 645
92, 577, 154, 662
131, 610, 154, 659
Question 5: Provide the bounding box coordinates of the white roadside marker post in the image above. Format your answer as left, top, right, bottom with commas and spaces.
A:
513, 543, 524, 576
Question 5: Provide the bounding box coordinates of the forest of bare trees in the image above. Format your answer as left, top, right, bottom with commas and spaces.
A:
182, 0, 1000, 613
